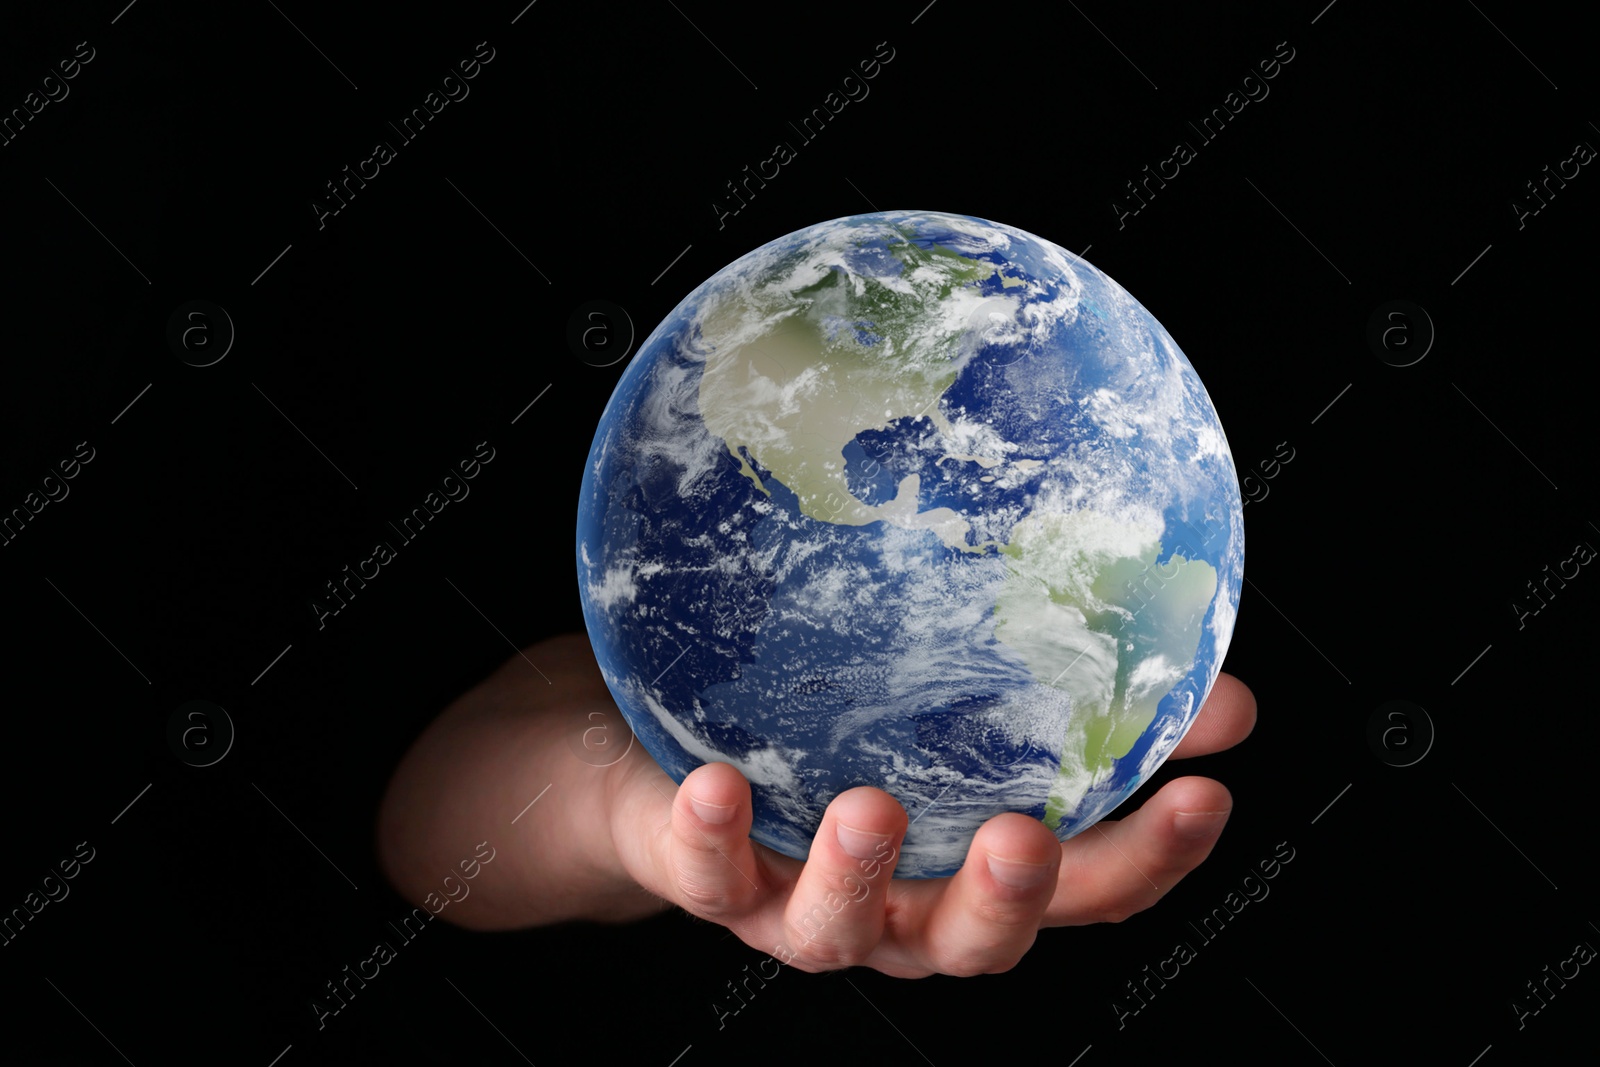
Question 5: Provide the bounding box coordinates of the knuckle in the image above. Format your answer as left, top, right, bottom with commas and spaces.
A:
670, 855, 743, 918
778, 951, 839, 975
789, 936, 865, 971
928, 928, 1038, 977
982, 952, 1031, 976
928, 946, 991, 978
784, 916, 874, 971
675, 877, 738, 918
991, 932, 1039, 973
1094, 900, 1142, 925
971, 898, 1041, 929
815, 868, 872, 906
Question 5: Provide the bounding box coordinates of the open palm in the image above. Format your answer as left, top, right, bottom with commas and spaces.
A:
603, 672, 1256, 977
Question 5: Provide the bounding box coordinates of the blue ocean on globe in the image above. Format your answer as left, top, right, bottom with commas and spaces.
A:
577, 210, 1243, 878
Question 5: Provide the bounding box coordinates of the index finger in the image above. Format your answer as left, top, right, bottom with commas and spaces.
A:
1169, 673, 1255, 759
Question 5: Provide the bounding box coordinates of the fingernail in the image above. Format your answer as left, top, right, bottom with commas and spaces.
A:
986, 852, 1052, 889
1173, 810, 1230, 840
836, 822, 893, 860
691, 796, 737, 825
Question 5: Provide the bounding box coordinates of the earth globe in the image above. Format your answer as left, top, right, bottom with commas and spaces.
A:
576, 210, 1243, 878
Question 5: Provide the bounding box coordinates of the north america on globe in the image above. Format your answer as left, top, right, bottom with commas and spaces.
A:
577, 210, 1244, 878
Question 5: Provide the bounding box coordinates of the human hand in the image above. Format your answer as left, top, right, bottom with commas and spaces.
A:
377, 633, 1254, 975
604, 673, 1256, 977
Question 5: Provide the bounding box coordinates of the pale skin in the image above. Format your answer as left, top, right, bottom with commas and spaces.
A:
377, 632, 1256, 978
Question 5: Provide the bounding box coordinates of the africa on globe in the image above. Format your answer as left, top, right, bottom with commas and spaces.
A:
577, 210, 1243, 878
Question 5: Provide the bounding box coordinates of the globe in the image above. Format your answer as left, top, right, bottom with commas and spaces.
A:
576, 210, 1243, 878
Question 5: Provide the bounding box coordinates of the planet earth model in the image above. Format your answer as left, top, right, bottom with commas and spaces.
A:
576, 210, 1243, 878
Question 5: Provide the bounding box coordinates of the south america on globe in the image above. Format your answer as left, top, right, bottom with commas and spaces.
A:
577, 210, 1243, 878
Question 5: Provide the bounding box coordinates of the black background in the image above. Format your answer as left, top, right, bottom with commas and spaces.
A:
2, 1, 1595, 1063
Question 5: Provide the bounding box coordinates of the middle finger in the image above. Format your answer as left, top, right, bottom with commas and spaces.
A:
775, 787, 907, 971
